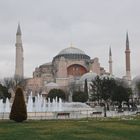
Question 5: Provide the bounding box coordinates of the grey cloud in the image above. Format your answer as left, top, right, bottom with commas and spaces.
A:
0, 0, 140, 79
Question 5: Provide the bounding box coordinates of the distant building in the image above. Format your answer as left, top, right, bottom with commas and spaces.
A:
14, 24, 133, 99
26, 44, 108, 97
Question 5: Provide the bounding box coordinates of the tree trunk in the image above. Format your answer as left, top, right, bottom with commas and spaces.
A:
104, 103, 107, 117
118, 101, 122, 109
107, 103, 109, 111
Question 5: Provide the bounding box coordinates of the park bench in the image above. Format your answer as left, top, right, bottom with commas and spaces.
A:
91, 111, 102, 117
136, 111, 140, 115
118, 110, 124, 113
57, 112, 70, 118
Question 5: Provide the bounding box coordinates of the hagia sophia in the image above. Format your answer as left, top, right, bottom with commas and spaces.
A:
15, 24, 138, 100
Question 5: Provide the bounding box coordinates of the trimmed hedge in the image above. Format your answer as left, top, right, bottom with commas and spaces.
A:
10, 87, 27, 122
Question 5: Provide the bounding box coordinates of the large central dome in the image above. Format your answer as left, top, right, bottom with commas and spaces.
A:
58, 47, 86, 55
53, 46, 90, 61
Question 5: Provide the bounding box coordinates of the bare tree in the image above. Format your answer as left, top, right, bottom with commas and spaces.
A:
2, 77, 26, 91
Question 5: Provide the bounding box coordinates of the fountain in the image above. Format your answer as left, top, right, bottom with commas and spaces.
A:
5, 98, 10, 113
0, 98, 10, 113
0, 94, 100, 115
0, 99, 4, 113
26, 94, 92, 113
24, 93, 94, 119
27, 92, 33, 112
0, 92, 137, 120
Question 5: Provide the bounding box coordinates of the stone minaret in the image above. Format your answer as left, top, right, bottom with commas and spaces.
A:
109, 47, 113, 75
125, 32, 131, 81
15, 24, 24, 78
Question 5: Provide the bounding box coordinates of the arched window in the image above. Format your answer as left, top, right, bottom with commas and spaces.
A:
67, 64, 87, 77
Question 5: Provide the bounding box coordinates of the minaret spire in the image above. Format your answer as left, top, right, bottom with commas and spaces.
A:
109, 47, 112, 56
126, 32, 129, 49
125, 32, 131, 81
16, 23, 22, 35
109, 46, 113, 75
15, 23, 24, 79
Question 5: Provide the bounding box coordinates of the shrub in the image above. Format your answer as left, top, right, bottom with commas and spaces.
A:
10, 87, 27, 122
0, 84, 11, 102
72, 91, 88, 103
47, 89, 66, 102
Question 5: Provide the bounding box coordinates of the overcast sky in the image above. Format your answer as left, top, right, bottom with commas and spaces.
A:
0, 0, 140, 79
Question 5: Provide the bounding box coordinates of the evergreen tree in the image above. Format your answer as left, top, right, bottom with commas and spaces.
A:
111, 85, 131, 109
84, 79, 88, 101
90, 76, 116, 117
10, 87, 27, 122
90, 76, 102, 103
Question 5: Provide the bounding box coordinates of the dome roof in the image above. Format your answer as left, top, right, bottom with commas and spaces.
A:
53, 46, 90, 61
39, 62, 52, 68
46, 82, 59, 87
80, 72, 97, 82
58, 47, 85, 55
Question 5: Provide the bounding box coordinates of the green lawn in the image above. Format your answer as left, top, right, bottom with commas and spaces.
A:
0, 117, 140, 140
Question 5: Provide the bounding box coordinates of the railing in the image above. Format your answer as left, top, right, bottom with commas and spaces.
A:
0, 110, 138, 120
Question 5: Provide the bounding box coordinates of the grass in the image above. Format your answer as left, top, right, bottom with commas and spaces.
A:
0, 117, 140, 140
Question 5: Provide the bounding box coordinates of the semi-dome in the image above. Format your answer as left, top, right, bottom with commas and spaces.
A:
58, 47, 85, 55
46, 82, 59, 87
46, 82, 60, 93
53, 46, 90, 60
133, 75, 140, 82
132, 75, 140, 85
80, 71, 97, 82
